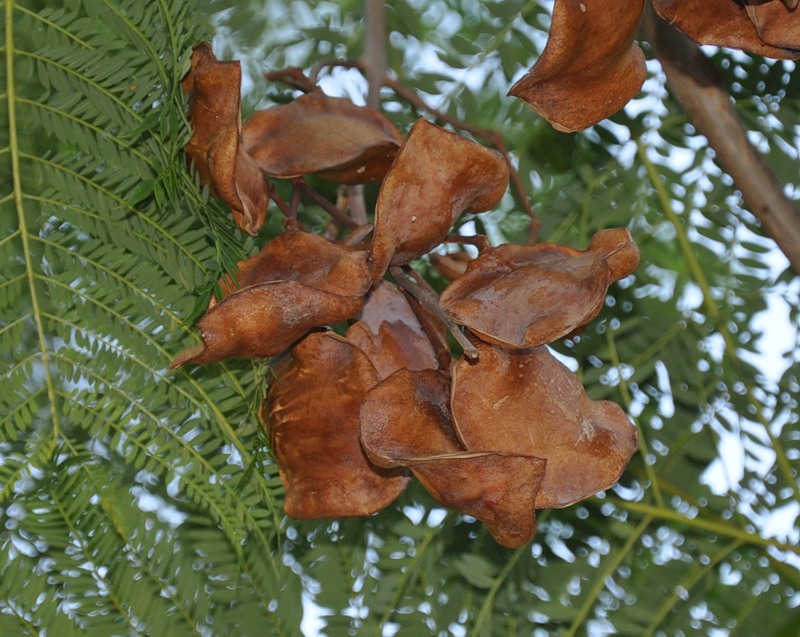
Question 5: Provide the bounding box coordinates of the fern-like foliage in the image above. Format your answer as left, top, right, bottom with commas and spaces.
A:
0, 1, 299, 635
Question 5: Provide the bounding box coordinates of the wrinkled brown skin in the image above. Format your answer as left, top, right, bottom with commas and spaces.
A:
182, 42, 269, 235
170, 282, 364, 366
171, 231, 372, 367
745, 1, 800, 51
345, 281, 440, 380
360, 369, 546, 547
653, 0, 799, 58
266, 332, 410, 518
509, 0, 647, 132
360, 369, 458, 465
439, 228, 640, 350
451, 341, 638, 509
242, 92, 404, 184
368, 119, 509, 279
215, 230, 372, 301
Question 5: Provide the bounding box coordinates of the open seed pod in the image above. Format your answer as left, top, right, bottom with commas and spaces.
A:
360, 368, 546, 547
368, 119, 509, 278
265, 331, 410, 518
745, 0, 800, 51
171, 231, 371, 367
652, 0, 799, 58
509, 0, 647, 132
451, 341, 638, 509
171, 283, 364, 367
242, 91, 404, 184
182, 42, 269, 235
345, 281, 441, 380
439, 228, 640, 350
215, 229, 372, 301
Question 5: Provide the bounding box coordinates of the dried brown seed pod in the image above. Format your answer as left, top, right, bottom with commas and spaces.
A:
171, 231, 371, 367
345, 281, 441, 380
266, 331, 410, 518
242, 92, 404, 183
745, 0, 800, 52
439, 228, 640, 350
182, 42, 269, 235
653, 0, 799, 58
360, 368, 546, 547
368, 119, 508, 279
509, 0, 647, 132
451, 340, 638, 508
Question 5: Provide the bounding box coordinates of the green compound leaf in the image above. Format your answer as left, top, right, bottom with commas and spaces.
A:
0, 1, 297, 635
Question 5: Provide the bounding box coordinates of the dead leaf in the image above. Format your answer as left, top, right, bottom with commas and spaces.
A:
182, 42, 269, 235
242, 91, 404, 184
451, 340, 638, 509
509, 0, 647, 132
368, 119, 509, 278
345, 281, 440, 380
266, 332, 410, 518
653, 0, 800, 58
360, 368, 546, 547
439, 228, 640, 349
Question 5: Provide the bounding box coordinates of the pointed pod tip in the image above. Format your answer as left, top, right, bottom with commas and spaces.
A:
589, 228, 641, 281
506, 76, 528, 99
169, 343, 205, 369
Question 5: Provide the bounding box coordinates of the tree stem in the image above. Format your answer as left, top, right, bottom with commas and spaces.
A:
643, 6, 800, 275
363, 0, 387, 110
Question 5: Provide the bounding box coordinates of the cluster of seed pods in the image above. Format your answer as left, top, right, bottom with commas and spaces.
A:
174, 43, 641, 547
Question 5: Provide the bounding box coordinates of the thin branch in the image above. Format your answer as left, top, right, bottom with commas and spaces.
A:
311, 58, 360, 83
610, 497, 800, 555
287, 181, 302, 218
642, 6, 800, 275
564, 516, 653, 637
295, 179, 360, 229
390, 265, 479, 359
362, 0, 387, 110
470, 544, 526, 637
345, 185, 369, 225
443, 233, 490, 252
342, 0, 388, 227
270, 190, 292, 217
342, 222, 374, 247
264, 67, 317, 93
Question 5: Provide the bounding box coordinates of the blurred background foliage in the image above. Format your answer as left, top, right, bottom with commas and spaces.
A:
1, 0, 798, 635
